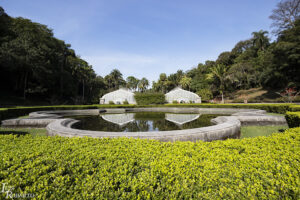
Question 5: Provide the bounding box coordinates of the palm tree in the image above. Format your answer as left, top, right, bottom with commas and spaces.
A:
210, 64, 230, 103
105, 69, 125, 90
252, 30, 269, 51
126, 76, 139, 91
138, 77, 149, 92
179, 76, 192, 91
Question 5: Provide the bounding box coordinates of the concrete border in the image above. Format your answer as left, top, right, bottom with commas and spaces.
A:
1, 107, 287, 142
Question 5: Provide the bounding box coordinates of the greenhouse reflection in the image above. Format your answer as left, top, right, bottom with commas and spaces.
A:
101, 113, 135, 126
165, 113, 200, 126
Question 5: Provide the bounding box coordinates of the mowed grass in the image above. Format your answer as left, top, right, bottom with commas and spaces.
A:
241, 125, 288, 138
0, 127, 48, 136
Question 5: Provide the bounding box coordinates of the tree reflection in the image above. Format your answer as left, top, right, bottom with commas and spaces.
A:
72, 113, 224, 132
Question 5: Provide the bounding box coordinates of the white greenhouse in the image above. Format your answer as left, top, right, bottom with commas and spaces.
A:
165, 87, 201, 103
100, 88, 136, 104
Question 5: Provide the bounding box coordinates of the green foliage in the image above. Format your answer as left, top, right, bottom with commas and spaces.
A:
123, 99, 129, 105
179, 76, 192, 90
126, 76, 139, 91
172, 100, 178, 104
0, 12, 105, 104
0, 128, 299, 199
163, 103, 293, 114
108, 101, 115, 105
196, 89, 213, 102
289, 105, 300, 111
285, 111, 300, 128
134, 93, 165, 105
137, 77, 149, 93
104, 69, 126, 91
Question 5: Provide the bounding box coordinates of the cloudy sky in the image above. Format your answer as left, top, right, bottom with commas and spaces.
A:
2, 0, 279, 83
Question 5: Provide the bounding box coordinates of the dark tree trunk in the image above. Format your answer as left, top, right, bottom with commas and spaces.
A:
23, 71, 28, 100
82, 80, 85, 101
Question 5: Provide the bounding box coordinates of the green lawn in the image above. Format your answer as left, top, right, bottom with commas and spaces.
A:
241, 125, 288, 138
0, 127, 47, 136
266, 112, 285, 116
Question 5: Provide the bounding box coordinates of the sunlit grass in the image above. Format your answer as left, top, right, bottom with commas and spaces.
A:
0, 127, 47, 136
241, 125, 288, 138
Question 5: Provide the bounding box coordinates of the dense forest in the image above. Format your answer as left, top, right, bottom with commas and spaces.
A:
0, 0, 299, 105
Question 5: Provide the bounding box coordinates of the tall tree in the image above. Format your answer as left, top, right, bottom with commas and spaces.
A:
270, 0, 300, 34
138, 77, 149, 92
209, 64, 230, 103
179, 76, 192, 91
126, 76, 139, 91
252, 30, 270, 51
104, 69, 125, 90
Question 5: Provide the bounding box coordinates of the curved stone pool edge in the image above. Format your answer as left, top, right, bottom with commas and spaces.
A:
1, 108, 287, 142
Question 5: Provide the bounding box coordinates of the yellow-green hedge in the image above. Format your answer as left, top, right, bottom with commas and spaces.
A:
289, 105, 300, 112
0, 128, 299, 199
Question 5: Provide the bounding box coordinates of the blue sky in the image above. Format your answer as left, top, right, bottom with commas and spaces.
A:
2, 0, 279, 83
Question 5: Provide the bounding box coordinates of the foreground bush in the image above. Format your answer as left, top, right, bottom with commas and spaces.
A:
134, 93, 165, 105
0, 128, 299, 199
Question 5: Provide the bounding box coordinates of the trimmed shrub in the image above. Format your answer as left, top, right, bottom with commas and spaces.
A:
289, 105, 300, 112
285, 111, 300, 128
134, 93, 165, 105
164, 103, 293, 114
108, 101, 115, 105
172, 100, 178, 104
0, 105, 98, 121
0, 128, 299, 199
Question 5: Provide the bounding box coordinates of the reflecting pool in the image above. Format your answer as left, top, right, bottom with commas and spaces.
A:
71, 112, 225, 132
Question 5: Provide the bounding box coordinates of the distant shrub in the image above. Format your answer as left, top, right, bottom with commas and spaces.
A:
134, 93, 165, 105
196, 89, 213, 102
123, 99, 129, 105
232, 99, 244, 103
172, 100, 178, 104
108, 101, 115, 105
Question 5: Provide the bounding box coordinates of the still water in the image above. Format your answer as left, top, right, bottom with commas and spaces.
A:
71, 112, 224, 132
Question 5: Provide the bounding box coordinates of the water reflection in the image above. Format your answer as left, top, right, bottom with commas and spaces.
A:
73, 112, 222, 132
102, 113, 134, 126
165, 113, 200, 126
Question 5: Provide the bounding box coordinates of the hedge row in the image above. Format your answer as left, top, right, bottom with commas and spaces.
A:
289, 105, 300, 112
0, 128, 299, 199
163, 103, 294, 114
285, 112, 300, 128
0, 105, 138, 121
134, 93, 165, 105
